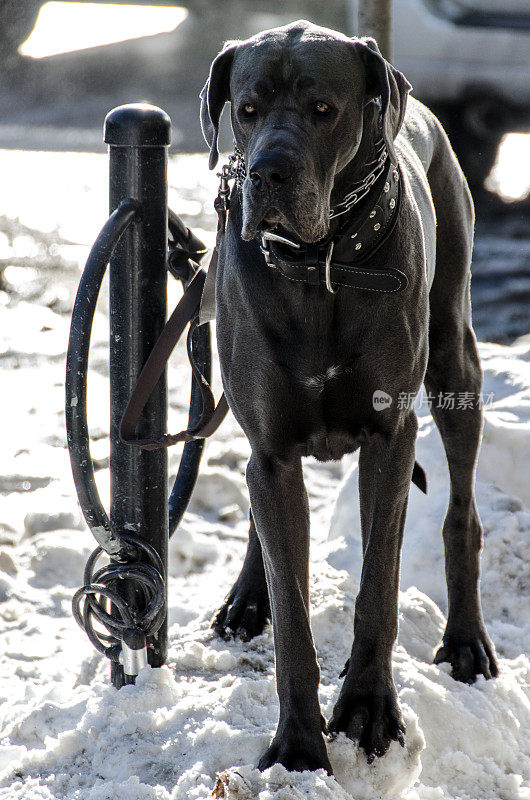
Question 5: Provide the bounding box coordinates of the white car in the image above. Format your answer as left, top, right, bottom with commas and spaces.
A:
390, 0, 529, 107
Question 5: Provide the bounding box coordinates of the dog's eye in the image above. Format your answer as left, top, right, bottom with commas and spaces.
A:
241, 104, 257, 117
314, 101, 330, 114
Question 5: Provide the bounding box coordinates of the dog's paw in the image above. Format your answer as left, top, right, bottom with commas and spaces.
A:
212, 579, 270, 642
328, 685, 405, 763
258, 729, 332, 774
434, 628, 499, 683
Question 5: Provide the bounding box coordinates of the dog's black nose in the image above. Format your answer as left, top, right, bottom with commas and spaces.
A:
249, 152, 292, 189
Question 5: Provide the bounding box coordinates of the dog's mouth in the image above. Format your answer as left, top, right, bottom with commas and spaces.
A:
241, 197, 290, 242
241, 192, 329, 245
259, 208, 282, 231
257, 210, 318, 249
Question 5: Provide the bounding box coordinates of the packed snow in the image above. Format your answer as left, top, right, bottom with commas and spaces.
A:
0, 149, 528, 800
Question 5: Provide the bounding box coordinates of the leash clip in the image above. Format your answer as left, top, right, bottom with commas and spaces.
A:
215, 145, 247, 223
216, 164, 232, 211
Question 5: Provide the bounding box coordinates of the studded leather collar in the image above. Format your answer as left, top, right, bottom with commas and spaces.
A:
260, 157, 407, 294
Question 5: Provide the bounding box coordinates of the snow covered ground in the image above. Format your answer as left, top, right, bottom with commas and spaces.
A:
0, 149, 529, 800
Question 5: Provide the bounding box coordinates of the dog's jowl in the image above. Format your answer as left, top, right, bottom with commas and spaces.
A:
200, 19, 498, 774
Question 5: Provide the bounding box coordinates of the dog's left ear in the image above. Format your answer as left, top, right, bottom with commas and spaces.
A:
200, 42, 238, 170
354, 37, 412, 163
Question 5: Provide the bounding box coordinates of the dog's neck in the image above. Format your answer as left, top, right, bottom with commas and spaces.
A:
329, 103, 386, 231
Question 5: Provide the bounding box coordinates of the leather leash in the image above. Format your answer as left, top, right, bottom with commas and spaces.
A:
120, 215, 229, 451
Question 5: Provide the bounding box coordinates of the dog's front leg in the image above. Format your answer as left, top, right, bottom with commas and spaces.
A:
246, 451, 332, 774
329, 413, 417, 761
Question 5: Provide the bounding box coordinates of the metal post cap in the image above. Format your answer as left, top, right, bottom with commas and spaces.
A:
104, 104, 171, 147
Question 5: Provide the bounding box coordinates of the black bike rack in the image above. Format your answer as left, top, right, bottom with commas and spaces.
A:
66, 104, 211, 688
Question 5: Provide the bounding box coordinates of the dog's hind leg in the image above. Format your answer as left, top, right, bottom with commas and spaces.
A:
425, 157, 498, 683
212, 512, 270, 641
425, 305, 499, 682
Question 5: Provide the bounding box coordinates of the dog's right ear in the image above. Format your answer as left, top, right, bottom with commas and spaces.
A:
353, 37, 412, 164
200, 42, 238, 170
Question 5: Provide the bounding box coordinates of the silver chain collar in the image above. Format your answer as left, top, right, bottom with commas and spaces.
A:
329, 139, 387, 220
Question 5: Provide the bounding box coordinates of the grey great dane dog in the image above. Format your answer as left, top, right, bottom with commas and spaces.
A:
199, 20, 498, 774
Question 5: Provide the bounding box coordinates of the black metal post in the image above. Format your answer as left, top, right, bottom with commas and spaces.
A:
104, 104, 170, 688
358, 0, 393, 61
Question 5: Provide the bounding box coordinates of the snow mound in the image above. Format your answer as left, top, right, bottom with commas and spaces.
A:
1, 331, 529, 799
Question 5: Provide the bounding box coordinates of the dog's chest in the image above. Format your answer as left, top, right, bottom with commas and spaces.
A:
216, 238, 423, 458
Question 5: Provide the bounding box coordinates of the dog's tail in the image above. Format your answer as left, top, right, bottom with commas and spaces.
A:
412, 461, 427, 494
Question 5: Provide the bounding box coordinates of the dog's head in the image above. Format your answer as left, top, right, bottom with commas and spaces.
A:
200, 20, 411, 243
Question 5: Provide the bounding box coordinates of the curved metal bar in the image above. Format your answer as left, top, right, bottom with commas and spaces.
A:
65, 198, 140, 556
